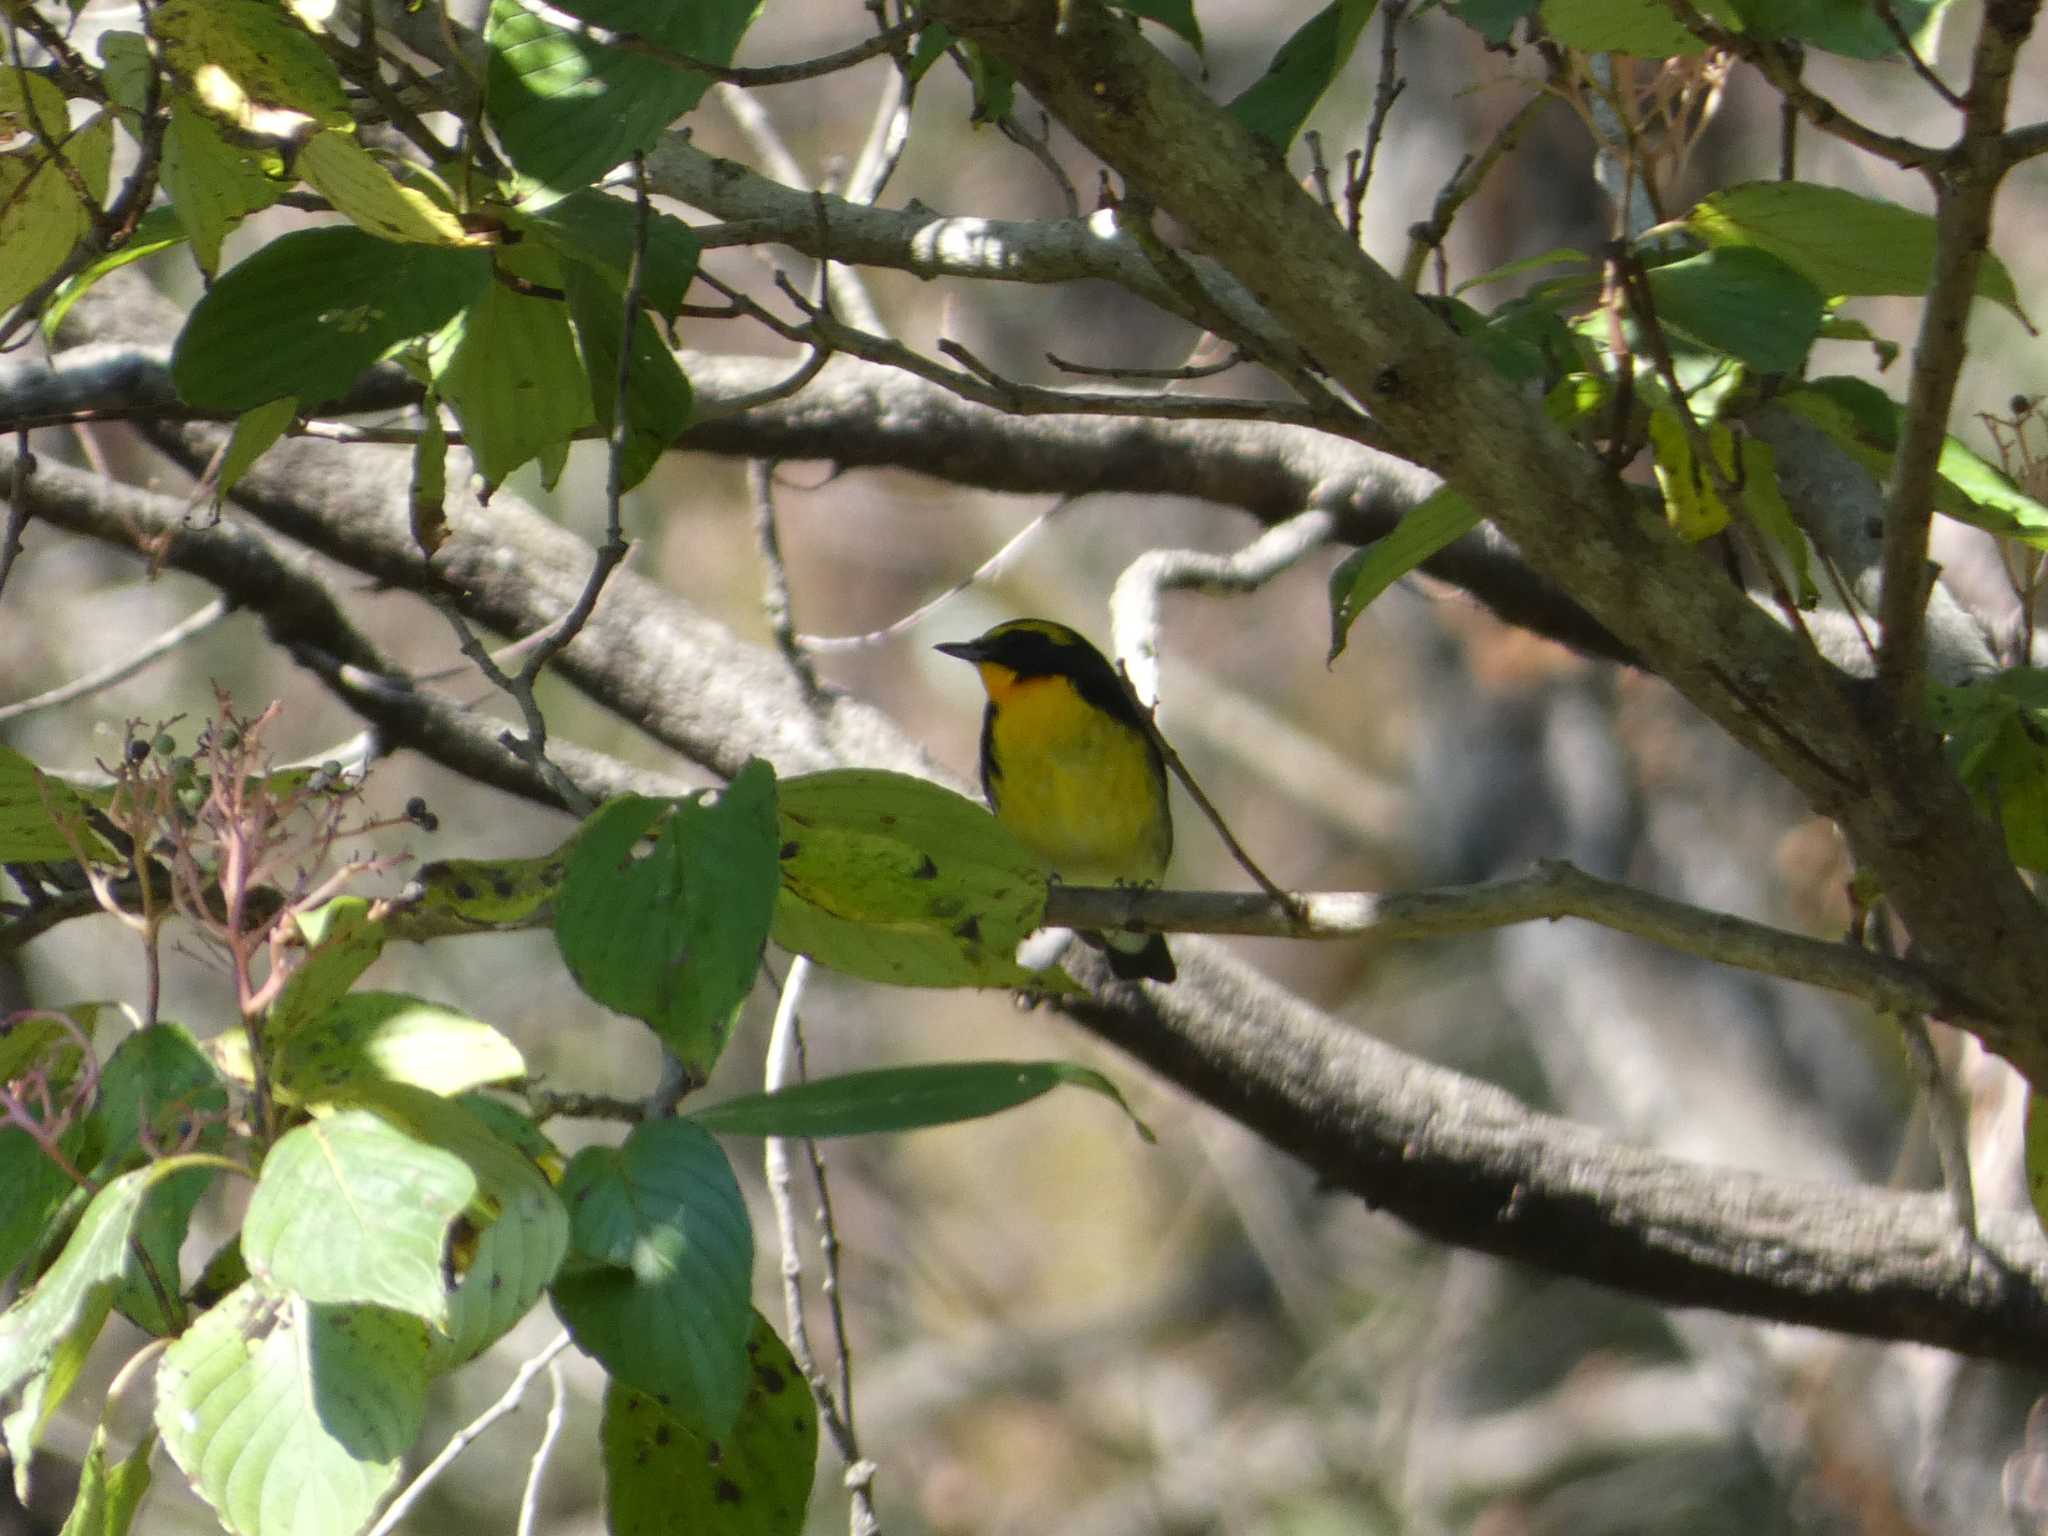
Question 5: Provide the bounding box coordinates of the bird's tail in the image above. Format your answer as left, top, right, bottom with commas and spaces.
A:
1084, 928, 1176, 984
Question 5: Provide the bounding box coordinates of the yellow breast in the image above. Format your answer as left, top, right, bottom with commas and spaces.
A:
982, 671, 1170, 885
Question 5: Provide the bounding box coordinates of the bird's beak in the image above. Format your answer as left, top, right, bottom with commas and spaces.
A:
934, 639, 984, 662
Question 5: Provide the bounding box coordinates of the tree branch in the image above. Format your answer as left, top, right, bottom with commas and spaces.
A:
1045, 860, 1982, 1028
16, 422, 2048, 1360
0, 336, 1629, 662
1875, 2, 2037, 706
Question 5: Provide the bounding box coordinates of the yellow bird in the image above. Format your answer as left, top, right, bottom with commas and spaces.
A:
936, 619, 1175, 983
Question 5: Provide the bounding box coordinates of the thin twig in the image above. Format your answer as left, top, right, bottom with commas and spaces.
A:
1044, 349, 1246, 382
1873, 0, 1965, 108
1108, 512, 1328, 907
0, 431, 32, 601
696, 266, 1375, 442
1895, 1008, 1978, 1238
0, 598, 232, 723
1351, 0, 1408, 240
799, 496, 1078, 653
842, 2, 919, 208
765, 958, 880, 1535
514, 1355, 570, 1536
1110, 509, 1334, 706
1873, 6, 2034, 708
749, 459, 826, 699
717, 83, 888, 334
1659, 0, 1940, 169
1399, 87, 1551, 289
366, 1332, 575, 1536
997, 109, 1082, 218
1138, 710, 1294, 908
1045, 861, 1983, 1026
1302, 130, 1339, 218
607, 17, 918, 87
461, 156, 653, 816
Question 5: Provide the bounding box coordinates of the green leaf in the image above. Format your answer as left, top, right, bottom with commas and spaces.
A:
427, 265, 596, 488
41, 206, 187, 341
96, 31, 156, 121
2028, 1087, 2048, 1238
692, 1060, 1155, 1142
484, 0, 751, 195
1540, 0, 1715, 54
266, 896, 388, 1048
0, 1158, 218, 1403
0, 112, 111, 316
64, 1025, 229, 1337
1689, 181, 2030, 327
1429, 295, 1573, 386
173, 226, 490, 411
243, 1110, 476, 1324
1730, 0, 1952, 60
1111, 0, 1204, 52
349, 1083, 568, 1372
1648, 406, 1733, 541
160, 99, 282, 275
402, 847, 573, 929
551, 1119, 753, 1435
1545, 371, 1612, 431
1735, 435, 1816, 606
1452, 245, 1593, 296
295, 129, 474, 246
516, 189, 701, 322
56, 1420, 154, 1536
0, 747, 112, 860
1229, 0, 1376, 150
1934, 435, 2048, 550
556, 763, 780, 1075
0, 1010, 88, 1085
1641, 246, 1824, 374
561, 261, 694, 492
261, 992, 528, 1101
1447, 0, 1541, 43
214, 395, 298, 507
1778, 379, 2048, 551
1930, 671, 2048, 871
5, 1295, 104, 1498
81, 1022, 227, 1184
152, 0, 352, 134
0, 1128, 80, 1284
411, 394, 450, 554
1814, 312, 1901, 370
771, 769, 1060, 990
960, 42, 1015, 122
601, 1313, 817, 1536
1328, 486, 1482, 661
155, 1283, 429, 1536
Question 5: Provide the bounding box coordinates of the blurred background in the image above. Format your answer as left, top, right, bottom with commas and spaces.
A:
9, 0, 2048, 1531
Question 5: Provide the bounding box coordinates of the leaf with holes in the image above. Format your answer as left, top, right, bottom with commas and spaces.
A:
555, 763, 779, 1074
772, 770, 1061, 990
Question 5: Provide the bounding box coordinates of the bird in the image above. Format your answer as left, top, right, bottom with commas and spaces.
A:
935, 618, 1176, 983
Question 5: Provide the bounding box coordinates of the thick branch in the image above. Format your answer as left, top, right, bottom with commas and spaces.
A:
0, 445, 683, 810
651, 134, 1304, 369
1060, 944, 2048, 1367
0, 340, 1629, 661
